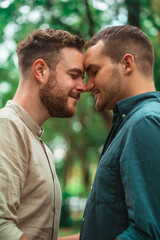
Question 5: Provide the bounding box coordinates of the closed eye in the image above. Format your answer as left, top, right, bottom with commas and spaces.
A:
70, 74, 78, 79
70, 73, 85, 80
86, 64, 99, 77
92, 70, 98, 76
67, 68, 84, 80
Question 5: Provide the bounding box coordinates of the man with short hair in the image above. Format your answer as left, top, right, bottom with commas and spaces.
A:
0, 28, 86, 240
80, 25, 160, 239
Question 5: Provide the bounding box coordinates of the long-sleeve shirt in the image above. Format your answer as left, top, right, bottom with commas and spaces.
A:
80, 91, 160, 240
0, 100, 62, 240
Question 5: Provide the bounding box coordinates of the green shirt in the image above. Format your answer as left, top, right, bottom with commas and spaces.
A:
80, 92, 160, 240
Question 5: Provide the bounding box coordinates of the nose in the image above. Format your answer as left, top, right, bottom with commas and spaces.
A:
86, 76, 94, 92
75, 78, 87, 93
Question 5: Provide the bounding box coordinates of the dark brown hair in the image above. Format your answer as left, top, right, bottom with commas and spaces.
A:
17, 28, 85, 74
87, 25, 154, 77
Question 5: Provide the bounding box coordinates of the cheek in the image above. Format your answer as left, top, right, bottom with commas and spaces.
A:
86, 75, 94, 86
95, 74, 106, 88
62, 76, 75, 89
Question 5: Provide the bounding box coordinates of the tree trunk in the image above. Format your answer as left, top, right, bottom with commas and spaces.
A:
125, 0, 141, 27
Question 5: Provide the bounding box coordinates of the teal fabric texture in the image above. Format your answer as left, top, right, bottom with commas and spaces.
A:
80, 92, 160, 240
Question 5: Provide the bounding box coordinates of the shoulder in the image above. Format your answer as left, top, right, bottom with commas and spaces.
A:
0, 112, 29, 166
0, 104, 26, 132
127, 99, 160, 129
0, 106, 29, 152
125, 104, 160, 145
119, 99, 160, 147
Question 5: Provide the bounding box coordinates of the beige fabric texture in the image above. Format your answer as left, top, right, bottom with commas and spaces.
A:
0, 100, 62, 240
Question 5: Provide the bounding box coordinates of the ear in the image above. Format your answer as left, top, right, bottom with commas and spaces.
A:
33, 59, 49, 83
121, 54, 134, 75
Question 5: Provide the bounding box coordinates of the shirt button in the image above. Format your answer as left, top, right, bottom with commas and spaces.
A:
122, 114, 126, 118
83, 217, 85, 222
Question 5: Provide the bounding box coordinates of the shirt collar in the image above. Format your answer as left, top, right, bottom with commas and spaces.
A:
113, 91, 160, 118
6, 100, 44, 138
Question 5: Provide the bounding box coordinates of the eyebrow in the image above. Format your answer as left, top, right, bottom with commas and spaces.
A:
67, 68, 84, 75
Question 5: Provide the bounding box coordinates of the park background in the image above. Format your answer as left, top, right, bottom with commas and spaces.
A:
0, 0, 160, 236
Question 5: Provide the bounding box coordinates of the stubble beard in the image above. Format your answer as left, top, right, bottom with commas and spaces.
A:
39, 72, 76, 118
95, 67, 121, 112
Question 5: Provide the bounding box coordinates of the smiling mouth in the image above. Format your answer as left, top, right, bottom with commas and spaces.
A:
69, 94, 80, 101
72, 97, 79, 101
93, 90, 100, 96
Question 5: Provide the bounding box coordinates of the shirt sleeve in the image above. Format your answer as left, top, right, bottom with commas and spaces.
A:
0, 118, 28, 240
117, 115, 160, 240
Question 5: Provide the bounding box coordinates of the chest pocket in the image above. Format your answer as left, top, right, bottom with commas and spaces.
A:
91, 156, 119, 204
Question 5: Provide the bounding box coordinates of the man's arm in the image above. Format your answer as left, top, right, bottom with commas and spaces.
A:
58, 233, 79, 240
117, 115, 160, 239
0, 118, 28, 240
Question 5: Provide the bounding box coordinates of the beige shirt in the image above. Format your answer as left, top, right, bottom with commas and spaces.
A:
0, 100, 62, 240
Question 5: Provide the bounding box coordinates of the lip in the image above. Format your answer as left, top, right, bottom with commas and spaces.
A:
68, 96, 80, 105
70, 96, 80, 102
93, 90, 100, 96
74, 96, 80, 100
69, 94, 80, 101
72, 97, 78, 103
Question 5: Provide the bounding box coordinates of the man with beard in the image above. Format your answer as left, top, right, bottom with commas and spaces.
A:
0, 28, 86, 240
79, 25, 160, 240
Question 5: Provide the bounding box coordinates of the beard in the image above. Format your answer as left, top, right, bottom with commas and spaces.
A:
39, 72, 78, 118
95, 66, 121, 112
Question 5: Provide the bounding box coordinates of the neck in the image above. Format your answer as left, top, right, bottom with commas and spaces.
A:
13, 81, 50, 126
123, 73, 156, 99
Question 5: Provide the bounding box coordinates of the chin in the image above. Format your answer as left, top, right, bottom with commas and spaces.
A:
66, 108, 76, 117
68, 104, 76, 114
68, 109, 76, 117
61, 108, 76, 118
95, 107, 103, 112
53, 109, 75, 118
95, 103, 104, 112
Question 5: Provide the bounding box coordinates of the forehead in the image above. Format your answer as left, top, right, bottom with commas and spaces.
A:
57, 47, 84, 71
85, 40, 106, 69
